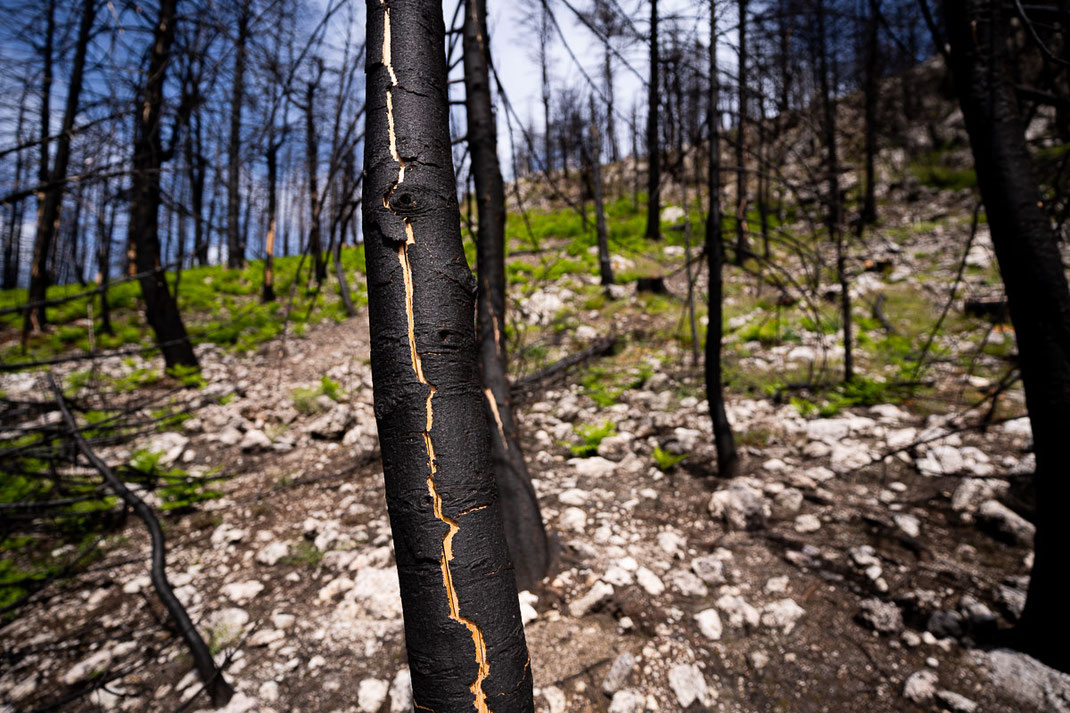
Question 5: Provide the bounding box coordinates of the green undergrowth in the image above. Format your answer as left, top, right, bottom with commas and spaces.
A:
569, 420, 617, 457
293, 376, 343, 414
652, 446, 687, 471
0, 397, 229, 615
909, 142, 977, 192
1, 246, 368, 367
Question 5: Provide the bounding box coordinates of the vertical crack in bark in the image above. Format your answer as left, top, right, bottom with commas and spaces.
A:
381, 4, 491, 711
483, 387, 508, 450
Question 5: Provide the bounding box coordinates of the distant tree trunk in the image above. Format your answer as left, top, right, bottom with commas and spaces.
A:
332, 148, 358, 318
3, 94, 28, 290
185, 90, 209, 267
363, 0, 535, 709
226, 0, 250, 269
631, 102, 640, 209
859, 0, 880, 229
587, 96, 614, 286
38, 0, 55, 195
128, 0, 198, 371
944, 0, 1070, 674
23, 0, 94, 342
680, 173, 699, 365
777, 0, 793, 113
540, 6, 553, 172
603, 48, 618, 164
645, 0, 661, 240
756, 88, 770, 258
817, 0, 852, 382
734, 0, 750, 264
706, 0, 740, 478
464, 0, 550, 592
263, 132, 280, 302
95, 181, 113, 335
304, 70, 326, 285
70, 175, 88, 285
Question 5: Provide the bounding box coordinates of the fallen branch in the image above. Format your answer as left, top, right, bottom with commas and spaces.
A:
511, 335, 619, 402
48, 374, 234, 708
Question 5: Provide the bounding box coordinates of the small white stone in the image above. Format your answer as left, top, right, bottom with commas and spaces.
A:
695, 609, 723, 641
389, 669, 412, 713
358, 679, 389, 713
636, 567, 665, 596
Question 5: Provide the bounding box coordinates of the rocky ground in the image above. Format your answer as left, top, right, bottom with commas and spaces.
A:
2, 272, 1069, 713
4, 120, 1070, 710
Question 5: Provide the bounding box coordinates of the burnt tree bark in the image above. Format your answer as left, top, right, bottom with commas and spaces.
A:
463, 0, 551, 592
23, 0, 94, 341
362, 0, 535, 709
858, 0, 881, 229
645, 0, 661, 240
128, 0, 197, 370
944, 0, 1070, 673
816, 0, 852, 382
3, 92, 28, 290
586, 96, 614, 287
734, 0, 751, 264
95, 179, 114, 335
263, 129, 282, 302
706, 1, 740, 478
226, 0, 250, 269
303, 63, 327, 286
50, 376, 233, 707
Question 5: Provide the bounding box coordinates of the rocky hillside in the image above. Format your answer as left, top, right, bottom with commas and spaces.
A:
3, 57, 1070, 713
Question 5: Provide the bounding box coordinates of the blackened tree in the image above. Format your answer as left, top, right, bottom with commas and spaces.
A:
645, 0, 661, 240
944, 0, 1070, 674
706, 0, 740, 478
362, 0, 535, 708
463, 0, 551, 591
23, 0, 95, 341
128, 0, 198, 370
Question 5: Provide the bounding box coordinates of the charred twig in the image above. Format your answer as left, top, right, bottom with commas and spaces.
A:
511, 335, 619, 402
48, 374, 234, 707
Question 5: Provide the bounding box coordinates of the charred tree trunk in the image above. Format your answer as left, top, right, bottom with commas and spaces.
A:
944, 0, 1070, 674
3, 96, 28, 290
817, 0, 852, 382
540, 6, 552, 173
38, 0, 54, 194
51, 377, 232, 707
464, 0, 550, 592
23, 0, 94, 342
645, 0, 661, 240
756, 86, 770, 258
304, 69, 327, 286
859, 0, 880, 230
631, 102, 640, 209
706, 1, 740, 478
263, 133, 280, 303
95, 182, 114, 335
734, 0, 750, 264
362, 0, 534, 709
226, 0, 250, 269
188, 108, 208, 266
128, 0, 197, 371
332, 149, 358, 318
603, 48, 618, 164
587, 96, 614, 286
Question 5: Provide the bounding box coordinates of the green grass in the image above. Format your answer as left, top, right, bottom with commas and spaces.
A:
909, 145, 977, 191
569, 420, 617, 457
293, 375, 343, 414
1, 246, 368, 367
652, 446, 687, 471
282, 541, 323, 568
